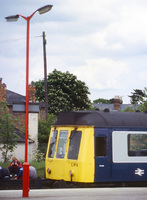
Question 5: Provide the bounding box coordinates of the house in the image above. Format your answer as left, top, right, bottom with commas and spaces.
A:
92, 96, 138, 111
0, 78, 42, 162
1, 128, 35, 162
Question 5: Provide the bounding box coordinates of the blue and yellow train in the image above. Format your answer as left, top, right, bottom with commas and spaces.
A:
45, 110, 147, 186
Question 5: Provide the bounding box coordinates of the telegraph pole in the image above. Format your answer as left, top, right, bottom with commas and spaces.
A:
43, 31, 48, 120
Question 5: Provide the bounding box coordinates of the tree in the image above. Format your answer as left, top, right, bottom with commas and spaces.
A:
0, 102, 19, 162
93, 98, 110, 104
38, 113, 55, 158
128, 88, 147, 112
32, 69, 91, 115
129, 89, 145, 104
138, 87, 147, 112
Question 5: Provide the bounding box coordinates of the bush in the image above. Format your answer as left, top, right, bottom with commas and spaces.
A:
32, 149, 44, 162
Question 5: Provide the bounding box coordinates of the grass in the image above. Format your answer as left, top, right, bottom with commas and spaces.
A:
0, 160, 45, 178
30, 161, 45, 178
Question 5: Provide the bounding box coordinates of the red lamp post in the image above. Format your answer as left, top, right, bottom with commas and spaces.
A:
5, 5, 53, 197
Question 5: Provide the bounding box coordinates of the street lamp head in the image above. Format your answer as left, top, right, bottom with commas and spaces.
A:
5, 14, 19, 22
38, 5, 53, 14
5, 5, 53, 22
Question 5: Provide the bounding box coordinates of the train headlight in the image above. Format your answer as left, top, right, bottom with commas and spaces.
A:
69, 170, 74, 177
69, 170, 74, 182
47, 168, 51, 174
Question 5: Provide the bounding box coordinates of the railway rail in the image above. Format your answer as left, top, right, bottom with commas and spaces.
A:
1, 178, 147, 190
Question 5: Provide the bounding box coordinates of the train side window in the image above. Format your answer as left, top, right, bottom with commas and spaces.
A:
128, 134, 147, 156
68, 131, 82, 160
95, 137, 107, 157
56, 130, 68, 159
48, 130, 57, 158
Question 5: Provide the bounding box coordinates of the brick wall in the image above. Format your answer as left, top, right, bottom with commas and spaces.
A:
29, 85, 36, 103
12, 112, 26, 132
113, 97, 123, 110
0, 78, 6, 102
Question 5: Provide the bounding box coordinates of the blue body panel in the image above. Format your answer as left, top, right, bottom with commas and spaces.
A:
94, 127, 147, 183
94, 128, 111, 182
112, 163, 147, 182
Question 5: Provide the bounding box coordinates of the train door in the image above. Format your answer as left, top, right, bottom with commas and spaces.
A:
94, 129, 111, 182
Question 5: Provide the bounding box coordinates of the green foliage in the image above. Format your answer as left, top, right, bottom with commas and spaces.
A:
130, 134, 147, 151
138, 87, 147, 112
128, 88, 147, 112
32, 79, 44, 102
32, 149, 44, 162
122, 106, 135, 112
38, 114, 55, 158
93, 98, 110, 104
129, 89, 145, 104
0, 102, 19, 162
138, 101, 147, 112
32, 69, 91, 115
89, 105, 99, 110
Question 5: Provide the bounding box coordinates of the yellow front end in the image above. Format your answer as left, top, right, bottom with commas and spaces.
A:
45, 126, 95, 183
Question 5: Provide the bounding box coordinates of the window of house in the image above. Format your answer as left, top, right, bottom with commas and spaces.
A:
95, 137, 107, 157
67, 131, 82, 160
128, 134, 147, 156
48, 130, 57, 158
56, 130, 68, 159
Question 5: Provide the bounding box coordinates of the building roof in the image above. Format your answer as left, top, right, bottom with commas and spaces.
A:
92, 103, 138, 111
0, 122, 34, 143
53, 110, 147, 128
14, 128, 34, 143
6, 90, 25, 105
6, 89, 44, 110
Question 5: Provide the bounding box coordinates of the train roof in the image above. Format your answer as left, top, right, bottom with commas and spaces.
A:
53, 110, 147, 128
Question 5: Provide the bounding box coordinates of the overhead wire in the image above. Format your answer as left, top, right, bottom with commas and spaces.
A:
0, 35, 42, 44
0, 35, 43, 53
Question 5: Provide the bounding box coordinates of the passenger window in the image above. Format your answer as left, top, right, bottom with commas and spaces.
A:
56, 130, 68, 159
95, 137, 107, 157
68, 131, 82, 160
48, 130, 57, 158
128, 134, 147, 156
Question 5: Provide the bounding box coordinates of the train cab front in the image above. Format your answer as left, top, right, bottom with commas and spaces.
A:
45, 126, 95, 185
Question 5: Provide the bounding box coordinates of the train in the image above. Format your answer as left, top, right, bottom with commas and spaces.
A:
45, 110, 147, 187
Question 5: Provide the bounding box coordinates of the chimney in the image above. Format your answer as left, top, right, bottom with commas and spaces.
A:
0, 78, 6, 102
111, 96, 123, 111
28, 84, 36, 103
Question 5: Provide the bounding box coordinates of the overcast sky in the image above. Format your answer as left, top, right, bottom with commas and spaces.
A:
1, 0, 147, 104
